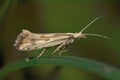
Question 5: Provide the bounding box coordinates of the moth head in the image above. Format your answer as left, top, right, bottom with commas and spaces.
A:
14, 29, 32, 50
73, 32, 86, 39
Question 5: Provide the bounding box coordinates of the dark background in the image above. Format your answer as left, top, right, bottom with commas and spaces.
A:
0, 0, 120, 80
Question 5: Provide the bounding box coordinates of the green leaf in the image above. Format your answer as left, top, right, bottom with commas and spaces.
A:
0, 56, 120, 80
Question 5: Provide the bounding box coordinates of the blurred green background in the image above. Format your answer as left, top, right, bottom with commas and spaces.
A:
0, 0, 120, 80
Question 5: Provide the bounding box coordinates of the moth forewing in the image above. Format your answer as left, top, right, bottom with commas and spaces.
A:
20, 38, 70, 51
14, 30, 75, 51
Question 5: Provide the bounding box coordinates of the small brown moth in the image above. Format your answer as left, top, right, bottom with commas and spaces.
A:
14, 16, 109, 59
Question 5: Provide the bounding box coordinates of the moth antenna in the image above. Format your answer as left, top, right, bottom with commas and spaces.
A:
84, 33, 110, 39
79, 15, 106, 34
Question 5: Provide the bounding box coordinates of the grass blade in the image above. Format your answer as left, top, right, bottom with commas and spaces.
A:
0, 56, 120, 80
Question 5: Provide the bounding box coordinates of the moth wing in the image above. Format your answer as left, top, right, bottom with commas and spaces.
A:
15, 31, 72, 51
21, 38, 68, 51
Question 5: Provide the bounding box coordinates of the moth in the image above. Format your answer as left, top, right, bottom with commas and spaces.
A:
14, 16, 110, 59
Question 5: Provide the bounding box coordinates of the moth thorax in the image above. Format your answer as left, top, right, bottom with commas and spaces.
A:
73, 33, 86, 39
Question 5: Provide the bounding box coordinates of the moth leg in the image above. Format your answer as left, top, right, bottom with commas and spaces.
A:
52, 38, 74, 55
58, 39, 74, 55
51, 43, 65, 55
36, 48, 47, 59
58, 47, 67, 55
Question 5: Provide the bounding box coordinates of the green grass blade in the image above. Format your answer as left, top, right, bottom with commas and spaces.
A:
0, 56, 120, 80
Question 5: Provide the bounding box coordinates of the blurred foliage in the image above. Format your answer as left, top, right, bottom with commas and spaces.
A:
0, 0, 120, 80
